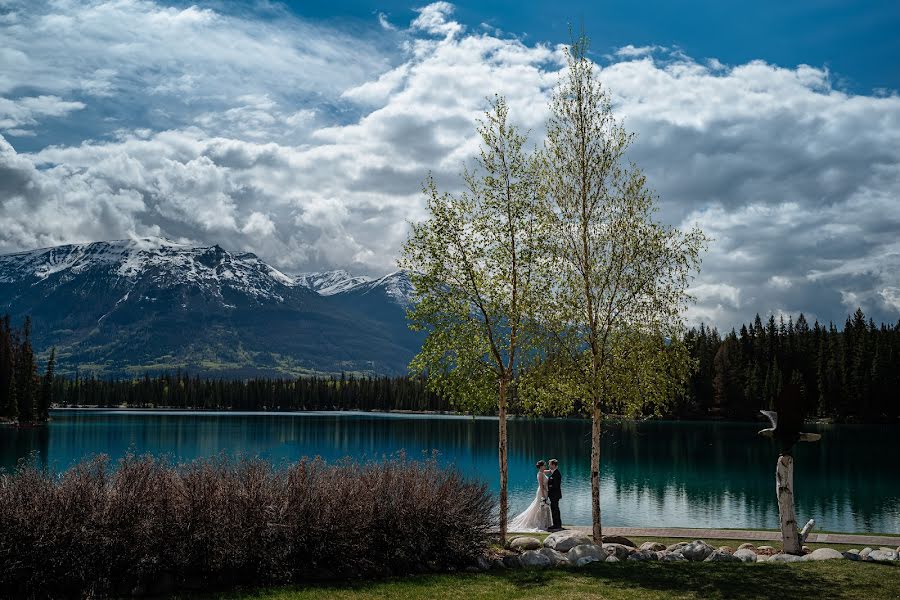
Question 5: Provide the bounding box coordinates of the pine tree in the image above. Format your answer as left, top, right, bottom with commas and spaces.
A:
38, 347, 55, 422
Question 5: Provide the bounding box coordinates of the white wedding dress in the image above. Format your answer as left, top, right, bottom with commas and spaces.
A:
508, 470, 552, 532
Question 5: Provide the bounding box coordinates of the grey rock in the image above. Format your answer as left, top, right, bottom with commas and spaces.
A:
737, 543, 757, 551
756, 555, 771, 562
568, 544, 607, 564
807, 548, 844, 561
575, 556, 602, 567
662, 552, 688, 562
602, 535, 636, 547
666, 542, 689, 552
605, 555, 620, 563
868, 550, 899, 562
842, 552, 860, 561
639, 541, 667, 552
733, 549, 758, 563
860, 547, 873, 558
538, 547, 569, 567
847, 549, 859, 554
768, 553, 806, 563
756, 545, 777, 554
476, 556, 493, 571
705, 549, 742, 563
544, 530, 593, 553
627, 550, 658, 561
502, 555, 522, 569
602, 543, 634, 560
510, 536, 542, 551
519, 550, 552, 568
681, 540, 715, 562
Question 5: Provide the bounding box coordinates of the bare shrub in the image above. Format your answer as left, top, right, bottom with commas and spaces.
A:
0, 453, 494, 598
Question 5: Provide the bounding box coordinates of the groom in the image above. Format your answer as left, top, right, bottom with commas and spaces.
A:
547, 458, 562, 530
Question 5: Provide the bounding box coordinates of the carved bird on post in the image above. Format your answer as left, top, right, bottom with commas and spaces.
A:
758, 383, 821, 453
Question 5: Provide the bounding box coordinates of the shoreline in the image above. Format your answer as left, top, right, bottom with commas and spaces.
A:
46, 406, 899, 426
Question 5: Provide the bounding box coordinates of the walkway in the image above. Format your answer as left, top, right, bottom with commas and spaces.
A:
562, 526, 900, 548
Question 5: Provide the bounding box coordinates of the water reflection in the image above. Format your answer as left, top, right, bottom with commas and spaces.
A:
1, 410, 897, 533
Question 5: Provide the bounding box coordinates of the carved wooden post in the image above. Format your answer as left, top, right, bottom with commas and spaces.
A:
776, 454, 800, 554
759, 383, 821, 555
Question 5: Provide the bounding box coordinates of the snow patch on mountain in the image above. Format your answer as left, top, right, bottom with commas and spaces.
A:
294, 270, 373, 296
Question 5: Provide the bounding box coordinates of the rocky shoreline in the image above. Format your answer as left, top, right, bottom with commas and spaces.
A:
475, 530, 900, 570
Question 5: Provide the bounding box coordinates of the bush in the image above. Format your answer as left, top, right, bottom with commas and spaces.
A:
0, 453, 494, 598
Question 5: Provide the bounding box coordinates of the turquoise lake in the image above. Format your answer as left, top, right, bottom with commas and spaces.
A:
1, 409, 898, 534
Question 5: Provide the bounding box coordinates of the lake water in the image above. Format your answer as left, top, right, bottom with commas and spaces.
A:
1, 409, 898, 534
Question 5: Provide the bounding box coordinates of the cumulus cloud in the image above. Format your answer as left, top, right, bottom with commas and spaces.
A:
1, 1, 899, 329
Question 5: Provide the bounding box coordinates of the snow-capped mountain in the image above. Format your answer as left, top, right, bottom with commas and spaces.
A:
0, 238, 299, 303
294, 270, 373, 296
0, 239, 422, 377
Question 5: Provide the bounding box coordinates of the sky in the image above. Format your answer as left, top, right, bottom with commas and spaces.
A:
1, 0, 899, 330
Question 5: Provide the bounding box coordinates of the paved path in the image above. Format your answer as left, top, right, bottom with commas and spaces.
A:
558, 526, 900, 548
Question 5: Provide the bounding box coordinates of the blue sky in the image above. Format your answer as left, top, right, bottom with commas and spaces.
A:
295, 0, 900, 93
1, 0, 899, 329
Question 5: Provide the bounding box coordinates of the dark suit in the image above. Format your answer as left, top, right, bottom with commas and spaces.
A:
547, 468, 562, 529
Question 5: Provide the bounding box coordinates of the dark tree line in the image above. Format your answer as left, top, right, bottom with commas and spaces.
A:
12, 309, 900, 423
0, 315, 54, 424
52, 371, 453, 413
675, 308, 900, 423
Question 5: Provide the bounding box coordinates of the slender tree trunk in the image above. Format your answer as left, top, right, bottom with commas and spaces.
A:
590, 399, 602, 543
776, 453, 800, 554
498, 376, 509, 542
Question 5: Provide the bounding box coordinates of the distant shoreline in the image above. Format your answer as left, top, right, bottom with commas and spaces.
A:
46, 406, 872, 425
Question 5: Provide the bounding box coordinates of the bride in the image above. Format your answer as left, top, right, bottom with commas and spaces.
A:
508, 460, 552, 532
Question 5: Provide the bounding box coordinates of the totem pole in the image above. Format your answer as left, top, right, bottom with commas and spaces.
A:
758, 383, 821, 554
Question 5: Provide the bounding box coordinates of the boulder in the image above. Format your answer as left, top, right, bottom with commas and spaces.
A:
717, 546, 735, 554
639, 541, 667, 552
802, 546, 811, 554
538, 547, 570, 567
768, 553, 806, 563
705, 549, 742, 563
666, 542, 689, 552
806, 548, 844, 561
491, 558, 507, 570
756, 555, 771, 562
627, 550, 658, 561
842, 552, 860, 561
605, 555, 620, 563
476, 556, 493, 571
602, 543, 634, 560
568, 544, 607, 564
575, 556, 602, 567
602, 535, 636, 547
519, 550, 552, 569
681, 540, 715, 562
868, 549, 899, 562
859, 547, 873, 558
733, 549, 757, 563
738, 543, 757, 551
544, 531, 593, 553
756, 545, 777, 555
510, 536, 542, 551
847, 549, 859, 554
502, 555, 522, 569
662, 552, 687, 562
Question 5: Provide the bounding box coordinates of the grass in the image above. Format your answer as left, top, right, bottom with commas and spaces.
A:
198, 561, 900, 600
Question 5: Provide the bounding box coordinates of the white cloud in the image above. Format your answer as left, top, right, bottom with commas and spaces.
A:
1, 1, 899, 330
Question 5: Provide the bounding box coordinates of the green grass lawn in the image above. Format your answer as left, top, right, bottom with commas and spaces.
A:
208, 561, 900, 600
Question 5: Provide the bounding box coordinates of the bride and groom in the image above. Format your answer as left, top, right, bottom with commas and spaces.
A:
508, 458, 563, 532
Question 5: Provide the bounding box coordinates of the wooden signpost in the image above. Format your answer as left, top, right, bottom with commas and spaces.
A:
758, 383, 822, 554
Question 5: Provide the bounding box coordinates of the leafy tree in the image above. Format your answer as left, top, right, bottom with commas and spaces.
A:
399, 97, 548, 539
533, 36, 706, 542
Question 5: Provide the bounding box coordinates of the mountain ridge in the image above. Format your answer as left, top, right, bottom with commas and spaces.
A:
0, 238, 419, 377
